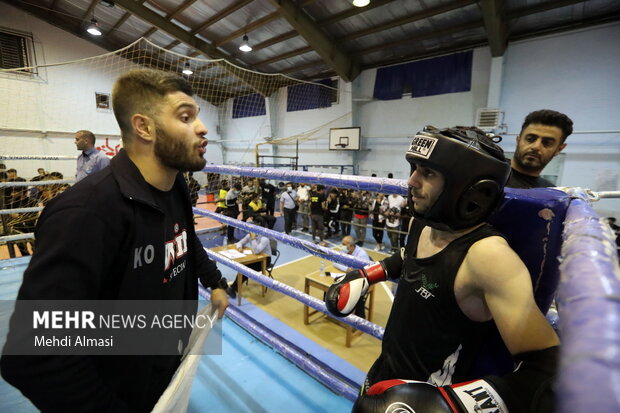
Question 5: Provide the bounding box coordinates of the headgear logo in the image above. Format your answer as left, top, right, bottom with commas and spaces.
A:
408, 135, 438, 159
384, 402, 416, 413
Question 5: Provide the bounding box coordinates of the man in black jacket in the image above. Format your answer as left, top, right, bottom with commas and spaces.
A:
507, 109, 573, 188
1, 68, 229, 412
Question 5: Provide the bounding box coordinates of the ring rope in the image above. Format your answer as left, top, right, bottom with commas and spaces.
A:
194, 207, 374, 270
201, 165, 408, 196
206, 248, 385, 340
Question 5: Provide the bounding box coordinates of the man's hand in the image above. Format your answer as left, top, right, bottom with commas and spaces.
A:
210, 288, 229, 319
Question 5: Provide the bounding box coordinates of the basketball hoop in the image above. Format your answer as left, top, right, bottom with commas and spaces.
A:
335, 143, 348, 148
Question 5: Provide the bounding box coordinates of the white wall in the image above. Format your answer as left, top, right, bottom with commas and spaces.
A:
352, 48, 492, 179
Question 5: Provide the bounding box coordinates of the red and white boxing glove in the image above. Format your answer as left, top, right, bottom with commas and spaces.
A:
353, 379, 508, 413
325, 262, 387, 317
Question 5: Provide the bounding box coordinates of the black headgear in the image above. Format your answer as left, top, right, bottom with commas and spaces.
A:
406, 126, 511, 231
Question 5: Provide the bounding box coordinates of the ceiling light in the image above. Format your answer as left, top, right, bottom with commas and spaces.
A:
239, 34, 252, 52
352, 0, 370, 7
182, 62, 193, 75
86, 18, 102, 36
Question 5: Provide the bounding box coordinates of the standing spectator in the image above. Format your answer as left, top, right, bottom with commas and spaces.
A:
309, 184, 326, 244
74, 130, 111, 182
184, 172, 201, 207
39, 172, 69, 206
215, 180, 229, 214
297, 182, 310, 231
385, 193, 405, 252
325, 188, 340, 238
339, 188, 353, 236
399, 202, 412, 248
4, 168, 20, 207
29, 168, 47, 200
352, 190, 371, 246
259, 178, 276, 216
31, 168, 46, 181
371, 193, 388, 251
280, 183, 298, 235
224, 183, 242, 242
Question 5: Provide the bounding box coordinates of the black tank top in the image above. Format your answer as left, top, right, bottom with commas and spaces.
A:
366, 220, 503, 387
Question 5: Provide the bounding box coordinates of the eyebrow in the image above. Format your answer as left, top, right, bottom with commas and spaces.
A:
175, 102, 199, 113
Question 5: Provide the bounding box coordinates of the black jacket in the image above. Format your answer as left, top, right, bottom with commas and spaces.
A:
1, 149, 222, 412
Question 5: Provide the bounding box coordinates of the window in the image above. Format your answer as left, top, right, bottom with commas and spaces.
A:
0, 28, 35, 73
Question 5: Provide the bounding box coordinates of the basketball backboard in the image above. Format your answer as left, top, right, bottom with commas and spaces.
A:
329, 127, 360, 151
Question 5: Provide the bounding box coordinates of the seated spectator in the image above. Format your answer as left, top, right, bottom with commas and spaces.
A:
224, 229, 272, 299
248, 193, 275, 229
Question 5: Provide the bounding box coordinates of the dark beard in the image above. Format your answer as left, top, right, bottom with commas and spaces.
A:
154, 124, 206, 172
512, 147, 544, 173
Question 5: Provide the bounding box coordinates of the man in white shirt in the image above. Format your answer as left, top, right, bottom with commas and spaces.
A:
225, 231, 271, 298
386, 193, 406, 252
332, 235, 372, 318
297, 182, 310, 232
333, 235, 371, 272
279, 183, 298, 235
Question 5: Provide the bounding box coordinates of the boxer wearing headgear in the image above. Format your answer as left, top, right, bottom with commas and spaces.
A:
325, 126, 559, 413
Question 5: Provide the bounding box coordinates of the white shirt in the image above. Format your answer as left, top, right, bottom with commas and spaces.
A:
334, 245, 371, 272
235, 234, 271, 255
297, 185, 309, 202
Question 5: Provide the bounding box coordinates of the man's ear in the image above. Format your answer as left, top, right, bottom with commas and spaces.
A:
556, 142, 567, 155
130, 114, 155, 142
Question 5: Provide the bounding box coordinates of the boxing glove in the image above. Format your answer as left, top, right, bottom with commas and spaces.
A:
325, 262, 387, 317
353, 378, 508, 413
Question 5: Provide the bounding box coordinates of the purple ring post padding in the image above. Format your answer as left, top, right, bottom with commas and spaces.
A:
200, 286, 361, 401
201, 165, 409, 195
205, 248, 385, 341
194, 207, 374, 270
556, 197, 620, 413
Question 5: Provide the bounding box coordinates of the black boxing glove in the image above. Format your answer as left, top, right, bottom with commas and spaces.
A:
325, 262, 387, 317
353, 379, 508, 413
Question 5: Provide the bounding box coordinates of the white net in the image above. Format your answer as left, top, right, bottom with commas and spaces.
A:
0, 37, 345, 175
0, 38, 347, 252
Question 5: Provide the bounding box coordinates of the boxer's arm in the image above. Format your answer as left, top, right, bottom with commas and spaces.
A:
465, 236, 559, 355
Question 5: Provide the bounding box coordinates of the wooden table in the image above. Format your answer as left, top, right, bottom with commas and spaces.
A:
304, 269, 375, 347
211, 244, 268, 305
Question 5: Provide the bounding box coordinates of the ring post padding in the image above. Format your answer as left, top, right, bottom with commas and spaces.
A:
556, 197, 620, 413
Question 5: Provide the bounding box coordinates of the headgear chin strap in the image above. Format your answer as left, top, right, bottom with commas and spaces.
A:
406, 126, 511, 231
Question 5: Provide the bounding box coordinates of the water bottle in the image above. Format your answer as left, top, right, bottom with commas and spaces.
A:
320, 259, 325, 276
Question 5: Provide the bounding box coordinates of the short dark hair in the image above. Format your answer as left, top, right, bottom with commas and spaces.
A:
7, 168, 16, 174
521, 109, 573, 143
112, 69, 193, 140
76, 130, 96, 145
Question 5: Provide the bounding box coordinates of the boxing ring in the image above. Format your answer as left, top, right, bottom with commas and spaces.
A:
1, 162, 619, 412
